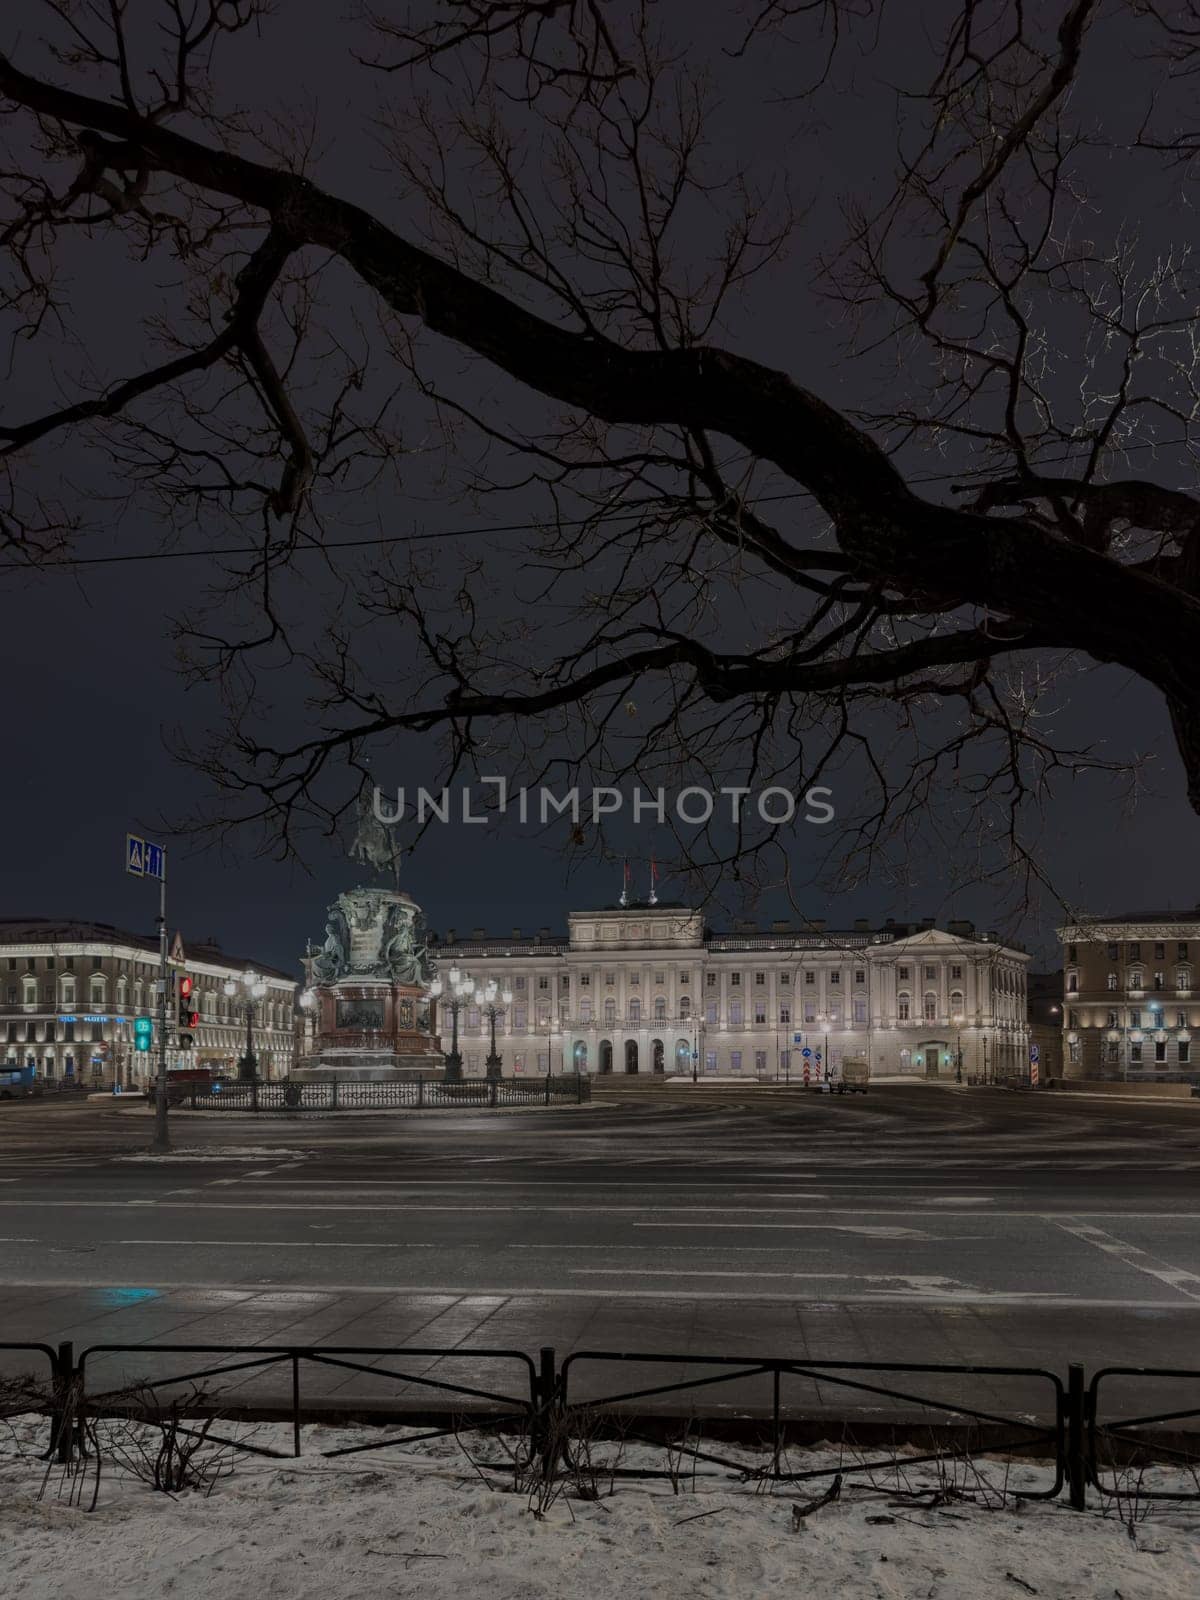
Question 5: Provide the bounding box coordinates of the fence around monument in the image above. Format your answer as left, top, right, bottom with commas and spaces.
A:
170, 1075, 591, 1110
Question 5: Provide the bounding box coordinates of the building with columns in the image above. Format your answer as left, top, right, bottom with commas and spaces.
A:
430, 905, 1030, 1080
0, 918, 298, 1086
1057, 910, 1200, 1080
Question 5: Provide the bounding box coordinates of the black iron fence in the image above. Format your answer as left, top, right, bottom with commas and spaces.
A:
4, 1340, 1198, 1508
161, 1075, 591, 1111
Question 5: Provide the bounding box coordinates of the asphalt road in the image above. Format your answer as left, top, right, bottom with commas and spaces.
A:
2, 1086, 1199, 1420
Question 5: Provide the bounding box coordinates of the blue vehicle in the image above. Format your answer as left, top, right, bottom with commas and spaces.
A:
0, 1062, 38, 1099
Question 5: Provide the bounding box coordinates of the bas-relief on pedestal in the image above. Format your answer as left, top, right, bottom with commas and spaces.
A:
296, 795, 444, 1081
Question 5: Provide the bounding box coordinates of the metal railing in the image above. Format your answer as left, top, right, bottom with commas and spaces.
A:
170, 1075, 591, 1111
3, 1340, 1198, 1508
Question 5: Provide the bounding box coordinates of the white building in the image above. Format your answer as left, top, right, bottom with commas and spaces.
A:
432, 904, 1030, 1080
0, 918, 298, 1085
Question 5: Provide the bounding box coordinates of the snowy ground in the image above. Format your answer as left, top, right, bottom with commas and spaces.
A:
2, 1414, 1199, 1599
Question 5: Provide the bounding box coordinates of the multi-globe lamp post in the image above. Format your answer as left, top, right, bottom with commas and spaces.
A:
224, 969, 268, 1081
953, 1012, 965, 1083
427, 966, 476, 1081
478, 979, 513, 1080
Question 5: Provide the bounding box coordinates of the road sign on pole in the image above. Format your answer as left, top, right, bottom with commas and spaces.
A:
126, 834, 145, 876
125, 830, 170, 1151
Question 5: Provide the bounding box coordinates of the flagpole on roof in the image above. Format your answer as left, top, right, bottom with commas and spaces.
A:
619, 858, 628, 908
649, 856, 658, 906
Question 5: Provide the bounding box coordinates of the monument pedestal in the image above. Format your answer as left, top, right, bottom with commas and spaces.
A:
295, 978, 444, 1082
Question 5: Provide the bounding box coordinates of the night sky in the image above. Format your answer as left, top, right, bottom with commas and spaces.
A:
1, 4, 1194, 976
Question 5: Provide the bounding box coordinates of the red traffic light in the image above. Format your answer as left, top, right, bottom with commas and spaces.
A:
179, 976, 193, 998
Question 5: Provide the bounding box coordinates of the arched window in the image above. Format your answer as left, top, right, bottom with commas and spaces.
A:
897, 992, 910, 1021
1066, 970, 1078, 993
1177, 966, 1193, 991
628, 997, 641, 1022
654, 997, 667, 1021
923, 992, 937, 1022
1129, 968, 1145, 989
1106, 972, 1118, 991
949, 989, 964, 1016
603, 998, 616, 1025
679, 995, 691, 1018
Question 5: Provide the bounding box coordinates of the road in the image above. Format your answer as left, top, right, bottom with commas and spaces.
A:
1, 1085, 1199, 1421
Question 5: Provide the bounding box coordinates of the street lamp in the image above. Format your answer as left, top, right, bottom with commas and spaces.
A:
428, 965, 475, 1081
952, 1012, 964, 1083
476, 979, 512, 1081
224, 969, 268, 1081
542, 1014, 560, 1078
817, 1012, 830, 1084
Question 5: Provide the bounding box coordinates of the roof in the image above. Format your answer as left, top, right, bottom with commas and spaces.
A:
0, 918, 297, 986
1068, 910, 1200, 927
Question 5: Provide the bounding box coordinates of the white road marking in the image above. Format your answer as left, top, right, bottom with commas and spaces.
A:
1054, 1219, 1200, 1303
634, 1222, 935, 1238
116, 1240, 436, 1249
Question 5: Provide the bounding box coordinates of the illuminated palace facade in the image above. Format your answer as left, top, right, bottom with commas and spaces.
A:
430, 905, 1030, 1080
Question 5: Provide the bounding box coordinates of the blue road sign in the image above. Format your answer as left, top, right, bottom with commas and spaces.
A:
801, 1047, 812, 1058
1029, 1043, 1040, 1064
792, 1032, 804, 1046
126, 834, 145, 876
144, 842, 165, 880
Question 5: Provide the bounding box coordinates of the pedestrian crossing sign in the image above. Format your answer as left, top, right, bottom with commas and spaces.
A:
126, 834, 145, 876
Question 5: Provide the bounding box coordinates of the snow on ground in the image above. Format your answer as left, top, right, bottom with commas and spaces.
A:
2, 1416, 1199, 1599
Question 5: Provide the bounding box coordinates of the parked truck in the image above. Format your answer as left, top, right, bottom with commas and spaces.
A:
830, 1055, 870, 1094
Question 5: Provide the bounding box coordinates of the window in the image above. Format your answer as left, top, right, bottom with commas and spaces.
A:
779, 1005, 790, 1025
1068, 1009, 1079, 1028
513, 1005, 528, 1028
705, 1001, 718, 1024
655, 972, 665, 985
1107, 1010, 1118, 1029
538, 976, 548, 989
704, 1050, 717, 1073
1068, 944, 1078, 963
580, 999, 592, 1021
949, 964, 962, 980
1107, 972, 1118, 991
89, 978, 105, 1006
803, 1002, 816, 1024
706, 973, 716, 988
1131, 1043, 1143, 1063
730, 1050, 742, 1073
1179, 942, 1189, 961
1128, 942, 1141, 959
755, 1051, 767, 1072
604, 972, 615, 986
1155, 942, 1165, 960
468, 1007, 480, 1029
754, 971, 765, 986
924, 965, 937, 981
730, 973, 741, 986
949, 989, 964, 1016
853, 999, 867, 1025
628, 999, 641, 1021
92, 956, 102, 970
679, 972, 689, 984
45, 956, 55, 971
1105, 1040, 1119, 1064
1129, 969, 1144, 990
854, 969, 865, 984
1067, 971, 1078, 993
1107, 942, 1119, 960
780, 1049, 790, 1071
654, 998, 667, 1021
805, 971, 815, 985
1154, 972, 1165, 990
515, 976, 527, 990
5, 959, 13, 971
1178, 1011, 1188, 1029
729, 1000, 743, 1025
604, 999, 616, 1024
21, 977, 36, 1006
1069, 1039, 1080, 1065
1130, 1009, 1141, 1027
828, 1002, 842, 1025
779, 972, 790, 987
561, 975, 570, 989
754, 1002, 766, 1024
1177, 968, 1192, 990
923, 992, 937, 1021
1155, 1039, 1167, 1063
580, 974, 590, 986
897, 993, 910, 1021
628, 971, 639, 985
898, 966, 910, 981
829, 971, 841, 985
679, 995, 691, 1018
5, 987, 13, 1005
1181, 1041, 1191, 1064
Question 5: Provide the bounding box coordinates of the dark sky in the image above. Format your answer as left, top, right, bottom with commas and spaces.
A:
2, 3, 1195, 976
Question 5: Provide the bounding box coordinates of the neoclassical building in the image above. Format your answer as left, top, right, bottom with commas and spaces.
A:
1057, 909, 1200, 1079
0, 918, 298, 1085
430, 904, 1030, 1080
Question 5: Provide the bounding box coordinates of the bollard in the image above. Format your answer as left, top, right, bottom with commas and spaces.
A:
1065, 1362, 1087, 1510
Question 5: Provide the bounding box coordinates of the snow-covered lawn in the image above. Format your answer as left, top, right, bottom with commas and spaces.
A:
3, 1415, 1200, 1599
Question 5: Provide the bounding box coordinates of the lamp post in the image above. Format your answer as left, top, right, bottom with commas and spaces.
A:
953, 1013, 964, 1083
817, 1013, 830, 1084
542, 1015, 561, 1078
477, 979, 513, 1080
224, 970, 268, 1081
428, 965, 474, 1081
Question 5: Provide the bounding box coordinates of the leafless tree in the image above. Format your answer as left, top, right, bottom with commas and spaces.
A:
2, 1, 1198, 913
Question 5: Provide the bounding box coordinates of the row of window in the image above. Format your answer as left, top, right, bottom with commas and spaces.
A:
1067, 1039, 1191, 1065
1066, 969, 1192, 993
1066, 1010, 1193, 1030
1067, 941, 1192, 963
460, 962, 994, 990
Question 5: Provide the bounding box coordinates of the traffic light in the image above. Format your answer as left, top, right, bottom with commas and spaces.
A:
177, 976, 198, 1049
